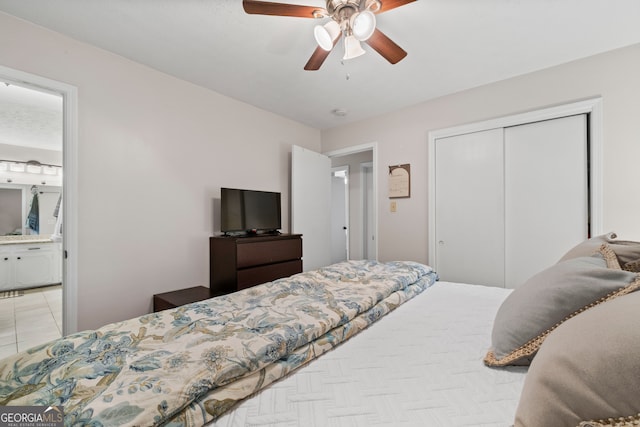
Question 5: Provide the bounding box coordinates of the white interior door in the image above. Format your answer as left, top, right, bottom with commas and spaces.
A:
292, 145, 331, 271
434, 128, 505, 287
505, 114, 588, 288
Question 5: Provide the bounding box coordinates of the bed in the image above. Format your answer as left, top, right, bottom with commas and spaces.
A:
1, 234, 640, 427
212, 280, 526, 427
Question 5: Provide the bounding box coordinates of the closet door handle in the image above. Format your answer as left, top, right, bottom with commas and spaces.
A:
3, 257, 7, 261
17, 257, 21, 260
28, 247, 41, 250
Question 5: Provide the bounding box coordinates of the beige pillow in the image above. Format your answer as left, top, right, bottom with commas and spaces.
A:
559, 232, 640, 266
484, 245, 640, 367
623, 258, 640, 272
514, 290, 640, 427
610, 241, 640, 267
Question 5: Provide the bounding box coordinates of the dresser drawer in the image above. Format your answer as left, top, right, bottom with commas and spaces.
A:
210, 234, 303, 294
237, 259, 303, 290
236, 238, 302, 269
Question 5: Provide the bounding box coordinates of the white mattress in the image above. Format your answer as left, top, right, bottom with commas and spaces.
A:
212, 281, 527, 427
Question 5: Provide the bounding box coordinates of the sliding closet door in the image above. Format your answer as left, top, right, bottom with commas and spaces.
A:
434, 128, 505, 287
504, 115, 588, 288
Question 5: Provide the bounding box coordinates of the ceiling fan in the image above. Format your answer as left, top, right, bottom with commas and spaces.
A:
243, 0, 416, 70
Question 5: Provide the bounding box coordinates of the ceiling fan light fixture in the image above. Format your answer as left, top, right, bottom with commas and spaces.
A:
314, 20, 341, 51
343, 35, 366, 60
243, 0, 412, 70
351, 10, 376, 41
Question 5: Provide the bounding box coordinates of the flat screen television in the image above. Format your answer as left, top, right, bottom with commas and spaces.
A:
220, 187, 282, 235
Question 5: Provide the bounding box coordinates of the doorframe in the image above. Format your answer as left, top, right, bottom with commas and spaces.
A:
331, 165, 349, 261
0, 65, 79, 335
360, 161, 375, 260
427, 97, 603, 268
324, 142, 378, 260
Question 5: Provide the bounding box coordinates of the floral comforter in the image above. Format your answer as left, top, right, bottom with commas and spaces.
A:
0, 260, 436, 426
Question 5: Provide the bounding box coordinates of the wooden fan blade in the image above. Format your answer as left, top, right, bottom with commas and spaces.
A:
304, 35, 342, 70
304, 47, 331, 71
243, 0, 325, 18
366, 28, 407, 64
377, 0, 416, 13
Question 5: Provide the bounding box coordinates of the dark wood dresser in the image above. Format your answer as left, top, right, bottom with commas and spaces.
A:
152, 234, 303, 313
210, 234, 302, 293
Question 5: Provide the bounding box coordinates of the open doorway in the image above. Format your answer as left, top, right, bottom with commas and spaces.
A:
0, 65, 78, 356
0, 81, 63, 357
292, 143, 377, 269
327, 144, 377, 261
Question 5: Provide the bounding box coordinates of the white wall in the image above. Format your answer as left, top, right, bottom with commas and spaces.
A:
321, 43, 640, 264
0, 12, 321, 330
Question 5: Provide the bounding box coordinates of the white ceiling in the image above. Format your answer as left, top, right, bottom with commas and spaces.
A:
0, 83, 62, 151
1, 0, 640, 130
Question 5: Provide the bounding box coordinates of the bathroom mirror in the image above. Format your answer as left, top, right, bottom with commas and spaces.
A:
0, 183, 61, 236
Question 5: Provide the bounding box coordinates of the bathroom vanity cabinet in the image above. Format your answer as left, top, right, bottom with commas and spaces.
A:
0, 241, 62, 291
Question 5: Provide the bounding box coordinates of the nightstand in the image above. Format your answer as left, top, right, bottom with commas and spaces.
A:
153, 286, 228, 312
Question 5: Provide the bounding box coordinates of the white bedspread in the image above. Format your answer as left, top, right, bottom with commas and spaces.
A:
212, 281, 527, 426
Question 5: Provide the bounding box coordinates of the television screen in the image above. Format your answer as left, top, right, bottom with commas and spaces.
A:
221, 188, 281, 234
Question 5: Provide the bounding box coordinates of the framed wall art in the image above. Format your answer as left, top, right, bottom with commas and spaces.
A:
388, 164, 410, 198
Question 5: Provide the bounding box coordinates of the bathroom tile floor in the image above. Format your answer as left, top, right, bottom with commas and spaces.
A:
0, 284, 62, 359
